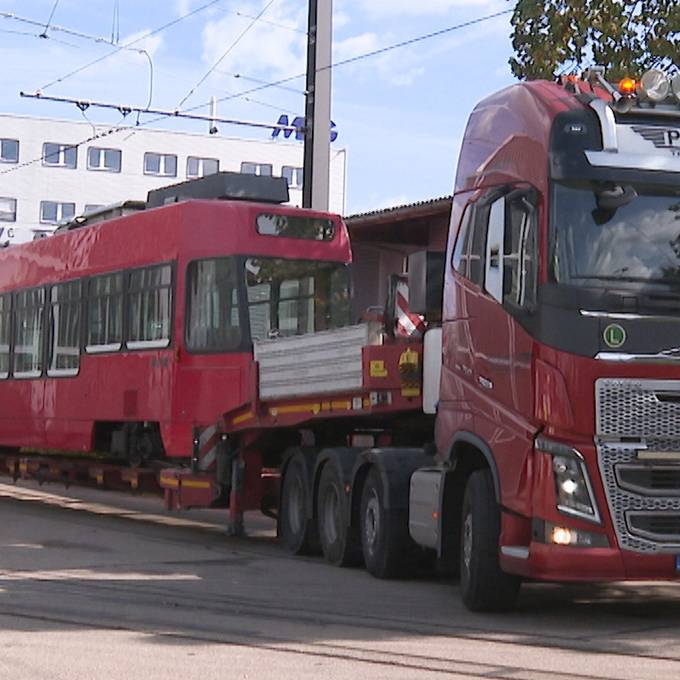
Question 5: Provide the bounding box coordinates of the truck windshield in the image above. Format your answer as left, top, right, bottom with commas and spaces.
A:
551, 181, 680, 289
245, 257, 351, 340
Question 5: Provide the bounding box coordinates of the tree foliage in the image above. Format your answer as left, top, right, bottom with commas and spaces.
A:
510, 0, 680, 81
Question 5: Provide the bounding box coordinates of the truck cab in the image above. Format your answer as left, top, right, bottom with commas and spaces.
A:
411, 68, 680, 610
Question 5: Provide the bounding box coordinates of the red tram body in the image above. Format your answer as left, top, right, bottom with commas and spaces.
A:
0, 197, 354, 458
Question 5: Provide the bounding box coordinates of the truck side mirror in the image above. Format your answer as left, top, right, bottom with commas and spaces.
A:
485, 197, 505, 304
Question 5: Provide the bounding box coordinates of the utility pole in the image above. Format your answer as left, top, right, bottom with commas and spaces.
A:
302, 0, 332, 210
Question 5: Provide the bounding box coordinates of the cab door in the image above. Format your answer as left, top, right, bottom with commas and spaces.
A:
467, 188, 538, 509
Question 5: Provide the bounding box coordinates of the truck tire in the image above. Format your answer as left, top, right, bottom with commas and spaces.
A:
360, 467, 409, 578
317, 462, 361, 566
460, 469, 520, 612
279, 456, 317, 555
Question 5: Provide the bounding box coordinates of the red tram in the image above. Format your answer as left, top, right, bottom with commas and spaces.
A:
0, 174, 352, 456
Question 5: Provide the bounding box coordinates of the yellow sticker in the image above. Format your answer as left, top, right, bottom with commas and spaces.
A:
370, 360, 388, 378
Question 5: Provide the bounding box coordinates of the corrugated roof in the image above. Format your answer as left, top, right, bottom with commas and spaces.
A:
345, 195, 452, 222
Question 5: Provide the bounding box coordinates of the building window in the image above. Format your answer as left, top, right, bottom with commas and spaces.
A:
144, 152, 177, 177
48, 280, 81, 376
40, 201, 76, 225
186, 258, 241, 352
282, 166, 303, 189
128, 264, 172, 349
0, 294, 10, 379
14, 287, 45, 378
42, 142, 77, 168
0, 139, 19, 164
87, 147, 121, 173
241, 162, 272, 177
0, 197, 17, 222
84, 204, 104, 215
86, 273, 123, 353
187, 156, 219, 179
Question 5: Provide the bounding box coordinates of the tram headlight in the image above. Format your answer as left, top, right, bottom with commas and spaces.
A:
535, 437, 601, 523
640, 69, 670, 103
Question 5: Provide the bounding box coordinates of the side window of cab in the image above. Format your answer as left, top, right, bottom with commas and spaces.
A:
451, 202, 489, 287
484, 187, 538, 311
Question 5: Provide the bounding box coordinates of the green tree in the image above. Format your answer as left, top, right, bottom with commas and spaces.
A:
510, 0, 680, 81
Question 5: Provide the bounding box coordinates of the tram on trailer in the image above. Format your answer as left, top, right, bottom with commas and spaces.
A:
0, 173, 354, 458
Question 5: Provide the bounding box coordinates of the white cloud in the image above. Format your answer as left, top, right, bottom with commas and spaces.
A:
200, 1, 307, 83
340, 0, 502, 19
334, 33, 380, 63
120, 29, 164, 58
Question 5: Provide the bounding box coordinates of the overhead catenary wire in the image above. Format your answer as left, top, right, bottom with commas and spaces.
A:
19, 91, 301, 135
176, 0, 279, 109
234, 10, 307, 34
9, 6, 512, 178
112, 0, 120, 44
178, 7, 514, 116
37, 0, 226, 92
41, 0, 60, 37
2, 11, 125, 46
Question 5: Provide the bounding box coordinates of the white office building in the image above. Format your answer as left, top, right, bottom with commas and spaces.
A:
0, 113, 347, 244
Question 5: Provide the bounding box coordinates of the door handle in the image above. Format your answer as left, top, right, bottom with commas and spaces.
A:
478, 375, 493, 390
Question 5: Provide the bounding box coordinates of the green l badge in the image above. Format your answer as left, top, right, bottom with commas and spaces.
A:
603, 323, 626, 349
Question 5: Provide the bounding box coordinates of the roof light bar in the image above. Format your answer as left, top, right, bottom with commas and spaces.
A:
640, 69, 670, 102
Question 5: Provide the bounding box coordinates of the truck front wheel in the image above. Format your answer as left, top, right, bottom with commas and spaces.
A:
460, 469, 520, 611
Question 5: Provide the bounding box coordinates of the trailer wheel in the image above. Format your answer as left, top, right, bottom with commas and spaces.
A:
279, 456, 317, 555
459, 469, 520, 612
317, 462, 361, 566
360, 467, 408, 578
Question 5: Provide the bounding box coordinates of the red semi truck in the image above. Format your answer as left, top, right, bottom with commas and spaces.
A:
3, 67, 680, 612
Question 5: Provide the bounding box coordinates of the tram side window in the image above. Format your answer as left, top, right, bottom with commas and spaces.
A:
14, 288, 45, 378
186, 258, 241, 351
86, 273, 123, 352
0, 294, 10, 379
128, 264, 172, 349
48, 280, 81, 376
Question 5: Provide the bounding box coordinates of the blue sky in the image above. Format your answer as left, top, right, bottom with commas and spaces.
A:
0, 0, 516, 214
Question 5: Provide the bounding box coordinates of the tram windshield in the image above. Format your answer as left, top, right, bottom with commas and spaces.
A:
245, 257, 351, 341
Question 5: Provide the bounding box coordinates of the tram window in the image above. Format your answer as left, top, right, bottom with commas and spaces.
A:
245, 257, 351, 341
186, 258, 241, 352
14, 287, 45, 378
127, 264, 172, 349
0, 294, 10, 379
48, 280, 81, 376
256, 213, 335, 241
86, 273, 123, 353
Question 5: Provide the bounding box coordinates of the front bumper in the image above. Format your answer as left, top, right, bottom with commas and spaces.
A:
501, 543, 680, 582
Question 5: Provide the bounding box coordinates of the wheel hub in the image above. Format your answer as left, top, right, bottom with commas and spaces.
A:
288, 476, 303, 536
323, 485, 340, 544
364, 491, 380, 553
463, 511, 473, 572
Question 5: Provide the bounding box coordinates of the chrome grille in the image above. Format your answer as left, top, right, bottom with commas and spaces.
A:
628, 512, 680, 542
596, 378, 680, 438
616, 465, 680, 496
596, 378, 680, 554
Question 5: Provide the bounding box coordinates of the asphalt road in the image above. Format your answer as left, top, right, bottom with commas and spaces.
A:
2, 480, 680, 680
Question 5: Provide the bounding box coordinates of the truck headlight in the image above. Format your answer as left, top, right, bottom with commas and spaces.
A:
536, 437, 601, 524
